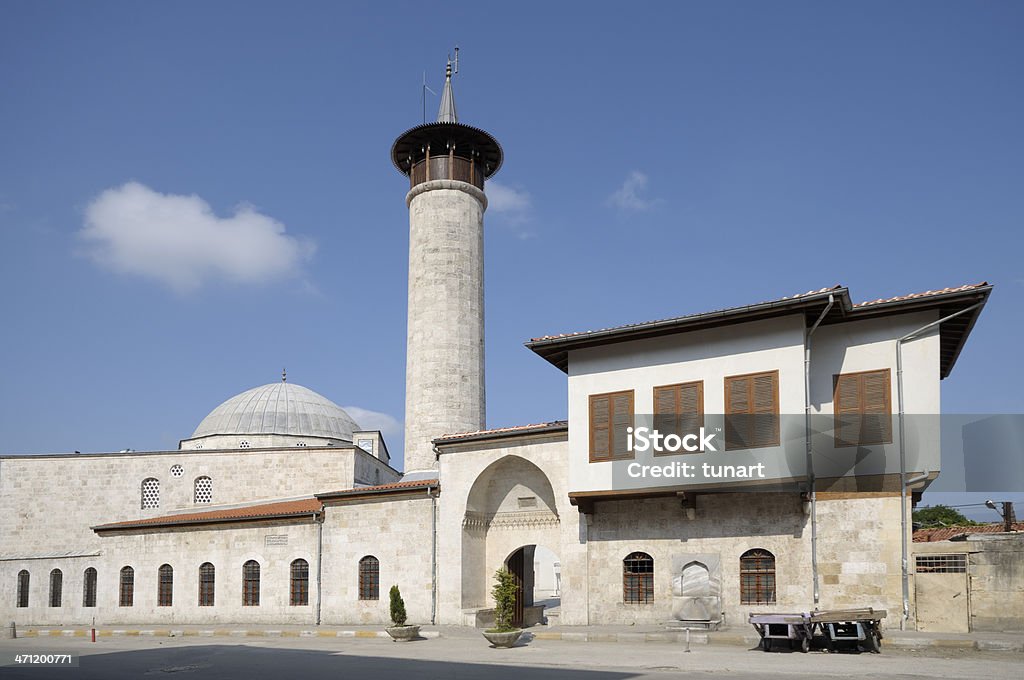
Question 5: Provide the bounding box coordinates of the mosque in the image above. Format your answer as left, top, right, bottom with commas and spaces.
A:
0, 59, 991, 631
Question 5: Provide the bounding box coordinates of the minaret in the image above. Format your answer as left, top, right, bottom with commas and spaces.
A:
391, 54, 503, 475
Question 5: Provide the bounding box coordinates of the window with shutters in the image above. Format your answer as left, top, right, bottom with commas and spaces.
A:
740, 549, 776, 605
623, 552, 654, 604
589, 390, 635, 462
834, 369, 892, 447
49, 569, 62, 607
158, 564, 173, 606
16, 570, 29, 608
199, 563, 215, 606
724, 371, 779, 450
119, 566, 134, 607
653, 381, 704, 454
243, 560, 260, 606
290, 559, 309, 606
83, 567, 97, 608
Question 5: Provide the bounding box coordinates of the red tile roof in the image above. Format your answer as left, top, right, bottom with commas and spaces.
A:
93, 498, 323, 531
854, 283, 989, 308
316, 478, 438, 499
913, 522, 1024, 542
434, 420, 568, 443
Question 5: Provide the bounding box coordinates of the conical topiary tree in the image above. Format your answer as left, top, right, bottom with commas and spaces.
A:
491, 567, 519, 632
389, 585, 408, 627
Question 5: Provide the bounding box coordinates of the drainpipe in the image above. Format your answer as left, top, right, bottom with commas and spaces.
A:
428, 482, 438, 625
805, 293, 834, 608
315, 510, 324, 626
896, 301, 984, 629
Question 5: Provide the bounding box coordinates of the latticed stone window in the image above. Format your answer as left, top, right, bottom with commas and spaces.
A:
359, 555, 379, 601
141, 478, 160, 509
239, 440, 250, 449
119, 566, 134, 607
158, 564, 173, 606
49, 569, 62, 607
623, 552, 654, 604
170, 464, 184, 478
194, 476, 212, 504
290, 559, 309, 606
199, 563, 215, 606
740, 549, 776, 605
242, 560, 260, 606
16, 570, 29, 608
83, 567, 97, 608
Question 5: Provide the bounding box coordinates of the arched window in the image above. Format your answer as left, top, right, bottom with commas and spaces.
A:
49, 569, 63, 607
740, 549, 776, 605
83, 567, 97, 608
194, 476, 212, 504
198, 563, 215, 606
16, 570, 30, 608
358, 555, 380, 601
242, 560, 260, 606
290, 559, 309, 606
623, 552, 654, 604
158, 564, 173, 606
141, 478, 160, 509
119, 566, 134, 607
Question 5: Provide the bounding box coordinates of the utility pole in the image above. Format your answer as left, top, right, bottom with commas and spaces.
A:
1003, 501, 1016, 533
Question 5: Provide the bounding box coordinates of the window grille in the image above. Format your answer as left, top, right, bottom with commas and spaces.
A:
199, 563, 215, 606
158, 564, 173, 606
141, 478, 160, 509
290, 559, 309, 606
740, 549, 776, 605
359, 556, 380, 601
915, 554, 967, 573
243, 560, 260, 606
17, 570, 29, 608
623, 552, 654, 604
49, 569, 62, 607
119, 566, 134, 607
194, 476, 212, 504
83, 567, 97, 608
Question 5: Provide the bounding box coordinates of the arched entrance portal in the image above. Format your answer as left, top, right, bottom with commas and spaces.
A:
462, 455, 562, 626
505, 544, 561, 628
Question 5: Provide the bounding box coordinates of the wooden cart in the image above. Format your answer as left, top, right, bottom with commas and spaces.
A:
749, 608, 886, 653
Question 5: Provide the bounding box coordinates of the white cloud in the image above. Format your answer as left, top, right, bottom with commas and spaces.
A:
342, 406, 403, 442
607, 170, 661, 211
486, 180, 531, 214
79, 182, 315, 292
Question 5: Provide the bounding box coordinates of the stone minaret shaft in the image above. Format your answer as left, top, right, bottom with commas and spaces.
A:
391, 56, 503, 474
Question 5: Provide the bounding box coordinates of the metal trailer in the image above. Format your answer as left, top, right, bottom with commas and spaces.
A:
749, 608, 886, 653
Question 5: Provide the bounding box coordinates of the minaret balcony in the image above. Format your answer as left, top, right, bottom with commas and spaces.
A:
408, 154, 484, 191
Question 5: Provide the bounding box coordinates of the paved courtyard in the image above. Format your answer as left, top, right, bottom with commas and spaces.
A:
2, 632, 1022, 680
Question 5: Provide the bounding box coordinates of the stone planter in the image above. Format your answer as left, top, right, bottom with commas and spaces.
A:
386, 625, 420, 642
482, 629, 523, 648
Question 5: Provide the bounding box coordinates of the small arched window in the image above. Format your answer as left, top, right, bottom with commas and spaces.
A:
119, 566, 134, 607
49, 569, 63, 607
158, 564, 173, 606
83, 567, 97, 608
740, 549, 776, 605
242, 560, 260, 606
199, 563, 215, 607
359, 555, 379, 601
290, 559, 309, 606
16, 570, 30, 608
141, 478, 160, 509
623, 552, 654, 604
194, 476, 212, 504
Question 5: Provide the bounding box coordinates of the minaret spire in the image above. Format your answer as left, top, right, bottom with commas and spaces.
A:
436, 51, 458, 123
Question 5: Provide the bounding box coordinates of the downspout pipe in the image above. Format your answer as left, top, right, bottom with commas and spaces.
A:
805, 293, 834, 608
315, 510, 324, 626
429, 482, 438, 626
896, 301, 984, 629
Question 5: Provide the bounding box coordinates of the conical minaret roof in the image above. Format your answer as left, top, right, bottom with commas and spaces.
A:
437, 59, 457, 123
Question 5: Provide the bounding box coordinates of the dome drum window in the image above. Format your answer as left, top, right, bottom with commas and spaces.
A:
239, 440, 250, 449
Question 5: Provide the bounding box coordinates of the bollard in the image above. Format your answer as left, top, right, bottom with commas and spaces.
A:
7, 621, 16, 640
684, 627, 690, 652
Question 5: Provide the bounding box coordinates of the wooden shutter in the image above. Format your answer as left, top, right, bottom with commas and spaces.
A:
653, 382, 704, 452
834, 369, 891, 447
590, 391, 634, 461
725, 371, 779, 449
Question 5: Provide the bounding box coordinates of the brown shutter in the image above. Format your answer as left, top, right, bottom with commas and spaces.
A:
678, 382, 703, 436
834, 369, 891, 447
834, 373, 862, 447
611, 391, 634, 457
725, 371, 779, 449
590, 394, 610, 460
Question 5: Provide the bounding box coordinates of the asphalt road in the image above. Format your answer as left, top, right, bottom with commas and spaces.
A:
1, 635, 1021, 680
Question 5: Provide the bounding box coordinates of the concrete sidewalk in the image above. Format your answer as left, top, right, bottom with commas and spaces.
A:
10, 623, 1024, 652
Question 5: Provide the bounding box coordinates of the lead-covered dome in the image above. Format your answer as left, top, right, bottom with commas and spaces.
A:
188, 382, 360, 443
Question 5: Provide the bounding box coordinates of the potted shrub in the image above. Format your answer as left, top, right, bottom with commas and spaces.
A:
385, 585, 420, 641
482, 567, 523, 648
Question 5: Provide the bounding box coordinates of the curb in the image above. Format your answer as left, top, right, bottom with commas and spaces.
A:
18, 628, 442, 640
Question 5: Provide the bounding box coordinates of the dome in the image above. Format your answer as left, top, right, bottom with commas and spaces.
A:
190, 382, 360, 441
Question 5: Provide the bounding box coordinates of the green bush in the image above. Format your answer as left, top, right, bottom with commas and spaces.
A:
389, 585, 407, 627
490, 567, 519, 632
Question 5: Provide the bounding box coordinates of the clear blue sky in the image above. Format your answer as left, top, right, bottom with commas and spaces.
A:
1, 2, 1021, 516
